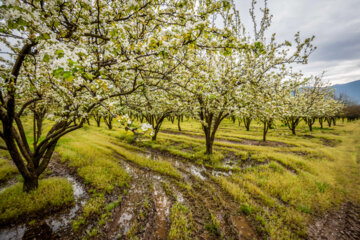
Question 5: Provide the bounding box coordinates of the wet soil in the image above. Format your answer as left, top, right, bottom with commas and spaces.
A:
137, 150, 259, 239
223, 152, 270, 170
162, 129, 293, 147
0, 158, 89, 240
307, 202, 360, 240
102, 157, 172, 240
303, 135, 340, 147
319, 137, 340, 147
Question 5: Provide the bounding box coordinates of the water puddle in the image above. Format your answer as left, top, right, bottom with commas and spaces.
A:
189, 165, 206, 180
113, 168, 148, 237
211, 170, 231, 177
151, 183, 171, 239
0, 176, 87, 240
144, 152, 210, 181
230, 215, 257, 239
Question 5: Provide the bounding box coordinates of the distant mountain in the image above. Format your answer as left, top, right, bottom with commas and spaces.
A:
332, 80, 360, 104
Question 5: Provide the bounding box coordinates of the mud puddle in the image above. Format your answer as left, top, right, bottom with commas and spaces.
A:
150, 182, 171, 240
142, 151, 258, 239
144, 151, 230, 181
113, 150, 258, 239
105, 159, 173, 240
0, 175, 88, 240
230, 215, 257, 240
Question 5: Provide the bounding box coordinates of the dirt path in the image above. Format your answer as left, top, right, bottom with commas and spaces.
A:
307, 202, 360, 240
135, 150, 259, 239
102, 158, 173, 240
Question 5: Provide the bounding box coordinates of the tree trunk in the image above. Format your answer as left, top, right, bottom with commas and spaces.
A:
104, 116, 113, 130
286, 117, 299, 135
326, 118, 332, 127
263, 121, 269, 142
146, 114, 168, 142
319, 118, 323, 128
94, 115, 101, 127
177, 116, 181, 131
23, 175, 39, 192
243, 117, 251, 131
307, 117, 315, 132
152, 134, 157, 141
205, 136, 213, 154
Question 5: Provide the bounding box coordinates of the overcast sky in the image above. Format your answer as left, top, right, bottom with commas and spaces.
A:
234, 0, 360, 85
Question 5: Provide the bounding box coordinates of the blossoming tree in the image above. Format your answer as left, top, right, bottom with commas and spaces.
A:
0, 0, 229, 191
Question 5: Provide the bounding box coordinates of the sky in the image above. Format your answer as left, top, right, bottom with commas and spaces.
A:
234, 0, 360, 85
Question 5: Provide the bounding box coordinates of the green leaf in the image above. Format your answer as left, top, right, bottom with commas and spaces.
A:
53, 68, 64, 78
43, 54, 50, 63
84, 72, 94, 80
55, 49, 65, 58
63, 71, 73, 81
42, 33, 50, 40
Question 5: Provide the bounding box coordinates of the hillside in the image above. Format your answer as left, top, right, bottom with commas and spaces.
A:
333, 80, 360, 104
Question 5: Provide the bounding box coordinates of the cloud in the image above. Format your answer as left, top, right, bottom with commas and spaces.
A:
234, 0, 360, 84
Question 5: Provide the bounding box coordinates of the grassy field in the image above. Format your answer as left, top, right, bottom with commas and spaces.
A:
0, 117, 359, 239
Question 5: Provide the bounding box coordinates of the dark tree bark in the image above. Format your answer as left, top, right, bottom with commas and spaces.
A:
94, 114, 102, 127
284, 116, 301, 135
243, 117, 252, 131
197, 97, 229, 155
326, 117, 332, 127
145, 113, 170, 141
319, 117, 324, 129
304, 117, 316, 132
103, 115, 113, 130
0, 42, 85, 192
332, 117, 336, 126
170, 116, 175, 124
177, 115, 182, 132
262, 120, 272, 141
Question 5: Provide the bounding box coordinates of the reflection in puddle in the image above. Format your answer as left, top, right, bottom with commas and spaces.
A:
211, 170, 231, 177
189, 165, 206, 180
0, 176, 87, 240
113, 160, 151, 237
153, 183, 171, 239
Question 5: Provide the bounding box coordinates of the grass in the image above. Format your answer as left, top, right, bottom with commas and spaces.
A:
55, 118, 360, 239
72, 193, 105, 231
0, 177, 74, 224
57, 132, 130, 193
108, 144, 182, 179
168, 202, 193, 240
1, 117, 359, 239
0, 157, 18, 182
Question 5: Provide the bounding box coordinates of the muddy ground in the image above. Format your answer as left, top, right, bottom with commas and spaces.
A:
0, 142, 359, 240
308, 202, 360, 240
